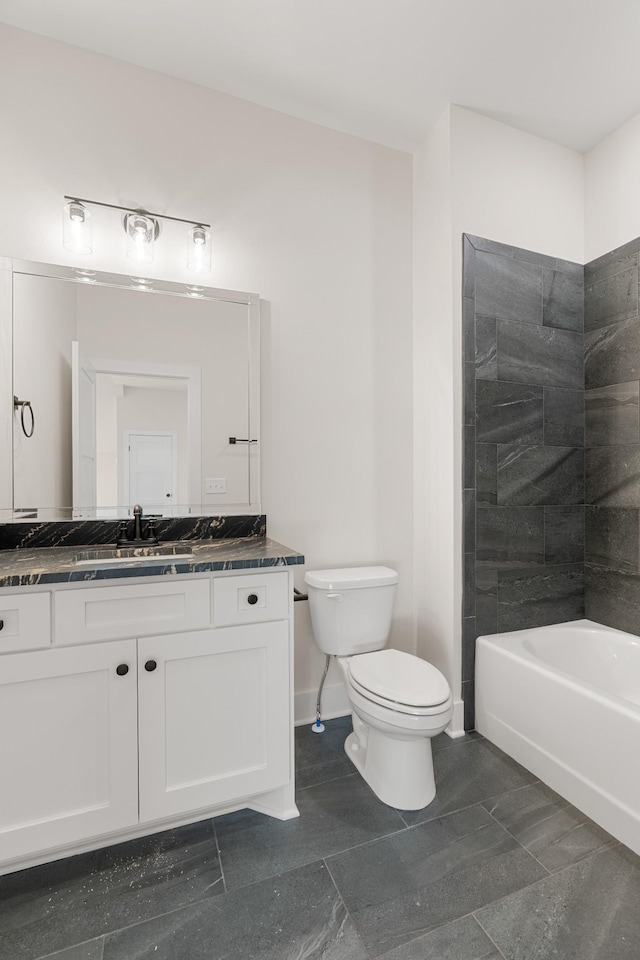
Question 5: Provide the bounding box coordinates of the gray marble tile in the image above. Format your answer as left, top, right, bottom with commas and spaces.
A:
475, 251, 543, 325
464, 361, 476, 425
463, 237, 476, 298
431, 730, 484, 754
585, 316, 640, 390
462, 616, 477, 682
476, 380, 543, 445
464, 488, 476, 554
295, 715, 353, 772
327, 804, 545, 956
475, 845, 640, 960
102, 860, 367, 960
585, 249, 638, 287
497, 319, 583, 388
584, 564, 640, 637
475, 570, 498, 637
39, 944, 104, 960
585, 506, 639, 572
462, 679, 475, 731
296, 756, 355, 790
542, 266, 584, 332
497, 564, 584, 632
544, 505, 585, 564
497, 445, 584, 506
377, 915, 501, 960
476, 506, 544, 566
475, 595, 498, 638
585, 259, 638, 331
585, 381, 640, 446
464, 425, 475, 489
464, 552, 475, 617
463, 296, 475, 359
483, 782, 614, 872
400, 739, 538, 826
0, 820, 223, 960
544, 387, 584, 447
585, 444, 640, 506
214, 773, 406, 890
475, 316, 497, 380
476, 444, 497, 506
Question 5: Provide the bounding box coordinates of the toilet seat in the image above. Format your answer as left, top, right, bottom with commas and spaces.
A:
347, 649, 451, 716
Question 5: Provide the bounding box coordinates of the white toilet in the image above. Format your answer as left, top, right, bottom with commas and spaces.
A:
304, 565, 453, 810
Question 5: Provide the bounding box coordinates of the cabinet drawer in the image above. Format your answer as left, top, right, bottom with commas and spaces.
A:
0, 592, 51, 654
54, 579, 211, 644
213, 571, 289, 626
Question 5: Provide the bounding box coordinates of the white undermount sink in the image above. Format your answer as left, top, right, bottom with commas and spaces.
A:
74, 545, 196, 566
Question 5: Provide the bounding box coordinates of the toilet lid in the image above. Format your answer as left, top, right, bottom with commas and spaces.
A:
348, 649, 450, 708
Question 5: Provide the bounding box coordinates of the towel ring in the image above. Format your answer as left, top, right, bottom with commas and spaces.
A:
13, 397, 35, 438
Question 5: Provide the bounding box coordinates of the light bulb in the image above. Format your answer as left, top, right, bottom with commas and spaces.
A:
63, 201, 92, 255
125, 213, 155, 264
187, 224, 211, 273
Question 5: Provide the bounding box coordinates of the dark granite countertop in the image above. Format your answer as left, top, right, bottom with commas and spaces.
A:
0, 537, 304, 588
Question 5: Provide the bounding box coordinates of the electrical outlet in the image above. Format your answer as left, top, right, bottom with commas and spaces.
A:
205, 477, 226, 494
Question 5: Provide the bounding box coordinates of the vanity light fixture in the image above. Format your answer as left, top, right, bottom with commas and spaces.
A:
186, 225, 212, 273
62, 196, 212, 272
63, 200, 92, 255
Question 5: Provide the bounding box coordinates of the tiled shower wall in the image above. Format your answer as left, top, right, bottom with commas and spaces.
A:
584, 236, 640, 631
462, 235, 585, 729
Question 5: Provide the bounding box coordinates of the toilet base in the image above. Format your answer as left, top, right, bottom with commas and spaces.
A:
344, 716, 436, 810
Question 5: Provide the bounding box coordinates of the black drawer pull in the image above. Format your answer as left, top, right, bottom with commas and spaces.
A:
247, 593, 259, 605
116, 663, 129, 676
145, 660, 157, 672
0, 620, 4, 631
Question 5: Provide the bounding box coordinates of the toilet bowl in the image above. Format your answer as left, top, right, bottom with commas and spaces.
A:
304, 566, 453, 810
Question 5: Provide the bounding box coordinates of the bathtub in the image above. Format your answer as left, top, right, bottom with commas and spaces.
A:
475, 618, 640, 856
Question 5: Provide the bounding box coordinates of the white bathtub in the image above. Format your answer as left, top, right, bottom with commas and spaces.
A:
475, 618, 640, 856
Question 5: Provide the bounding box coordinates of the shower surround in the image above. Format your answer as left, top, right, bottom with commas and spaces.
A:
463, 232, 640, 728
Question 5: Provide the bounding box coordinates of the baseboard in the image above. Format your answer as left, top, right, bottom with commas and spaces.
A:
445, 698, 466, 738
294, 682, 351, 726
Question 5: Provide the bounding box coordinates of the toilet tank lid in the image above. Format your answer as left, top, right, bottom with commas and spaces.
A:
304, 566, 398, 590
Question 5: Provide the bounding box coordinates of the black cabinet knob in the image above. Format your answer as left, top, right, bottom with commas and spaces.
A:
116, 663, 129, 676
145, 660, 157, 672
247, 593, 259, 605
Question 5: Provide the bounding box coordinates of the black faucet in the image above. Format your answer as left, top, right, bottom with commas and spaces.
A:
116, 504, 159, 547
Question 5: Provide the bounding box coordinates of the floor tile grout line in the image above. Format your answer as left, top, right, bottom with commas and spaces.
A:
212, 815, 227, 895
481, 804, 552, 877
322, 857, 375, 960
36, 935, 106, 960
473, 912, 510, 960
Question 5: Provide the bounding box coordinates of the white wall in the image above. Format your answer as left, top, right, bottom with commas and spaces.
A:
12, 274, 77, 512
0, 24, 413, 721
413, 105, 584, 732
585, 110, 640, 262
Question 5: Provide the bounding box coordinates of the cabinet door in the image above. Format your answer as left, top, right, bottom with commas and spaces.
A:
0, 640, 138, 866
138, 622, 290, 822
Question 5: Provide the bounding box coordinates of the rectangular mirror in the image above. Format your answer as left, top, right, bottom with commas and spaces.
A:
0, 259, 260, 520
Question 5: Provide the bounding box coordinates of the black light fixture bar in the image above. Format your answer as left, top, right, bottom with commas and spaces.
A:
63, 196, 210, 228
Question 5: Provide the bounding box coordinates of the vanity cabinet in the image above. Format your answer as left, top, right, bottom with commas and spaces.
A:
0, 639, 138, 864
0, 567, 298, 875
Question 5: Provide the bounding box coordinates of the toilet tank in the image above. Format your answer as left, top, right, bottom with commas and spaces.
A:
304, 566, 398, 656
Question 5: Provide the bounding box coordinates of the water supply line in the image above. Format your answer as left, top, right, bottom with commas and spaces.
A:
313, 654, 332, 733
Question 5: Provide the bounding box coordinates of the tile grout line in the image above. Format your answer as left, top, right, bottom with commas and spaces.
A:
322, 857, 374, 960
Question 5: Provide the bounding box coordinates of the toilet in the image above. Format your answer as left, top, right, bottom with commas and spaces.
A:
304, 565, 453, 810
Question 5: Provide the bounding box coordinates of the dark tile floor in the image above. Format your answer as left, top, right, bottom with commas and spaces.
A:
1, 717, 639, 960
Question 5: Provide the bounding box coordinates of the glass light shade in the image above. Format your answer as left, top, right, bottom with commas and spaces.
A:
63, 201, 92, 255
126, 213, 155, 264
187, 224, 211, 273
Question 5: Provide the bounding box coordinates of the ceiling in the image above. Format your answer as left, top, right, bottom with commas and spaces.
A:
0, 0, 639, 153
